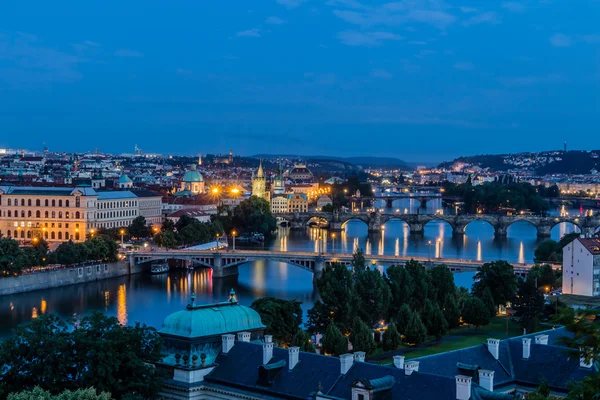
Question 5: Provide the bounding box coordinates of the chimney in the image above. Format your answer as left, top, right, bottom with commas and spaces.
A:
288, 346, 300, 370
404, 360, 419, 376
238, 331, 251, 342
478, 370, 494, 392
393, 355, 405, 369
487, 338, 500, 360
340, 354, 354, 375
534, 334, 548, 345
222, 334, 235, 354
580, 348, 593, 368
354, 352, 366, 363
263, 338, 274, 364
522, 338, 531, 359
455, 375, 472, 400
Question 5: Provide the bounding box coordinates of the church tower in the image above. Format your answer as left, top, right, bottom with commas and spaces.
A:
252, 160, 268, 200
273, 162, 285, 195
229, 150, 233, 164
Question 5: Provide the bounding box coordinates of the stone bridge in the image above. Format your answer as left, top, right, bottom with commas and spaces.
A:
130, 249, 537, 279
365, 193, 442, 209
276, 212, 600, 238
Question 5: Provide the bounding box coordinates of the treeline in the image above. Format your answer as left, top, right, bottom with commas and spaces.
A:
0, 235, 119, 276
442, 181, 551, 214
211, 196, 277, 238
153, 215, 222, 249
0, 313, 163, 399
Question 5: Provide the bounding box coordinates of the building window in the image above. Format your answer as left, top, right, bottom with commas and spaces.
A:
65, 212, 70, 219
58, 200, 62, 207
36, 210, 40, 218
45, 211, 49, 218
52, 200, 56, 207
45, 199, 49, 207
28, 199, 31, 206
36, 199, 40, 206
75, 211, 80, 219
58, 212, 62, 218
21, 199, 25, 206
21, 211, 25, 218
7, 211, 11, 217
75, 232, 80, 240
65, 200, 70, 207
7, 199, 11, 206
76, 197, 80, 208
51, 211, 55, 218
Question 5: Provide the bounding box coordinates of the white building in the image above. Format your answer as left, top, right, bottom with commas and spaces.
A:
271, 195, 288, 214
562, 237, 600, 297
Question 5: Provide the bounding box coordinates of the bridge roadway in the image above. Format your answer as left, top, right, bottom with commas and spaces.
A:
275, 211, 600, 238
131, 249, 537, 280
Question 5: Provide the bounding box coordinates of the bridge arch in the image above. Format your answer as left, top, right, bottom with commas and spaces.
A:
463, 219, 495, 236
306, 216, 330, 228
423, 217, 454, 237
505, 218, 539, 238
550, 220, 581, 238
381, 217, 411, 235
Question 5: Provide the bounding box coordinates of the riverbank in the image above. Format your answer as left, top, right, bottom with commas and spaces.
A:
0, 261, 144, 296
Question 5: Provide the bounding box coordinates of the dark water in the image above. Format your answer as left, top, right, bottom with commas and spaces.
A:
0, 199, 588, 337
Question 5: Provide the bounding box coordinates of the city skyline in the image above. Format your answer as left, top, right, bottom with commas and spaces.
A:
1, 1, 599, 161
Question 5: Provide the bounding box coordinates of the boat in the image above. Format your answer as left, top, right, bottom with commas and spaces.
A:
151, 263, 170, 274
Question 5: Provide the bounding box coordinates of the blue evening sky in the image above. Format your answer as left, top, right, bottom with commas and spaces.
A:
0, 0, 598, 162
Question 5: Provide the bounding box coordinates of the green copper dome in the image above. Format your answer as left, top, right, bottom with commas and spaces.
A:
117, 174, 133, 183
159, 293, 265, 339
182, 169, 203, 183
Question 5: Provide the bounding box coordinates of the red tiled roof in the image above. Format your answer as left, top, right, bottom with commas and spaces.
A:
577, 237, 600, 255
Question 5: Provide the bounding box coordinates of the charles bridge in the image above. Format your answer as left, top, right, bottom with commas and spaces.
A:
275, 211, 600, 238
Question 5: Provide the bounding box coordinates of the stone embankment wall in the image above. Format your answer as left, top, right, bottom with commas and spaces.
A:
0, 261, 145, 296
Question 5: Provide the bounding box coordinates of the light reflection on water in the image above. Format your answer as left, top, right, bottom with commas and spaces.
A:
0, 201, 588, 338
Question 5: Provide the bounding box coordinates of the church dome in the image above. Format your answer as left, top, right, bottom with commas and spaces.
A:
182, 169, 203, 183
117, 174, 133, 183
159, 292, 265, 339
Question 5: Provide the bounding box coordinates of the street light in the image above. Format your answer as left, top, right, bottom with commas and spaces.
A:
120, 229, 125, 246
427, 240, 432, 265
215, 233, 220, 254
232, 230, 237, 251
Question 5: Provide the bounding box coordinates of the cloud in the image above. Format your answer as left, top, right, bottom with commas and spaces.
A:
276, 0, 306, 8
337, 30, 403, 46
176, 68, 192, 75
331, 2, 456, 30
453, 62, 474, 71
325, 0, 366, 8
459, 7, 478, 13
501, 2, 525, 13
72, 40, 101, 52
371, 69, 393, 79
266, 16, 286, 25
114, 49, 143, 57
499, 74, 561, 87
83, 40, 101, 47
462, 12, 499, 27
549, 33, 571, 47
237, 28, 261, 37
0, 32, 82, 85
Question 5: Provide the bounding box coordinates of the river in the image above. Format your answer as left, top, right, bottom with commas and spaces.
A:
0, 200, 589, 337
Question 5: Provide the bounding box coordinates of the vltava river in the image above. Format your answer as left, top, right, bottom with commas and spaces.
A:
0, 199, 589, 337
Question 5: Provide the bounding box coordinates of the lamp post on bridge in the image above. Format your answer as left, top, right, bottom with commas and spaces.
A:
427, 240, 432, 266
232, 230, 236, 251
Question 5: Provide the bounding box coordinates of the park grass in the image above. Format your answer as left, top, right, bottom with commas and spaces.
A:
371, 316, 526, 364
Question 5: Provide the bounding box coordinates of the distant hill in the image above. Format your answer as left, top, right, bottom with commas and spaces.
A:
251, 154, 409, 169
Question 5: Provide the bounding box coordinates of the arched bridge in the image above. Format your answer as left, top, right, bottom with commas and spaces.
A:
275, 212, 600, 238
130, 249, 538, 279
365, 193, 442, 209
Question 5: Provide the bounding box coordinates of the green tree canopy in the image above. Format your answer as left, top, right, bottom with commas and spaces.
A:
423, 301, 448, 341
513, 277, 545, 333
479, 286, 497, 318
353, 265, 392, 327
442, 294, 461, 330
386, 264, 414, 312
394, 304, 413, 334
472, 261, 518, 308
461, 296, 490, 330
321, 323, 348, 356
7, 387, 112, 400
231, 196, 277, 237
382, 322, 402, 351
309, 262, 355, 334
404, 312, 427, 345
291, 330, 316, 353
128, 216, 150, 239
350, 318, 376, 355
0, 313, 163, 399
251, 297, 302, 347
0, 237, 27, 275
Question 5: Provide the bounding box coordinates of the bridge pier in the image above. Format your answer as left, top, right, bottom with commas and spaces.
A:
313, 256, 325, 283
329, 222, 343, 232
212, 253, 239, 278
452, 224, 466, 236
494, 225, 508, 238
536, 224, 552, 238
408, 223, 424, 235
582, 226, 596, 237
419, 198, 428, 209
386, 199, 394, 208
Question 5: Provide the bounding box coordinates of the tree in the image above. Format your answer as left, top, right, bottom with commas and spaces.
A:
404, 312, 427, 345
442, 294, 461, 330
251, 297, 302, 347
513, 277, 545, 334
350, 318, 376, 355
309, 262, 355, 334
232, 196, 277, 237
353, 266, 392, 327
534, 240, 561, 263
128, 216, 150, 239
423, 301, 448, 341
161, 219, 175, 232
291, 330, 316, 353
395, 304, 413, 334
385, 265, 414, 313
321, 204, 334, 212
461, 297, 490, 330
404, 260, 431, 312
321, 323, 348, 356
528, 264, 559, 290
382, 322, 402, 351
0, 237, 26, 275
7, 387, 112, 400
472, 261, 518, 308
429, 264, 457, 304
480, 287, 497, 318
0, 313, 163, 400
153, 230, 178, 249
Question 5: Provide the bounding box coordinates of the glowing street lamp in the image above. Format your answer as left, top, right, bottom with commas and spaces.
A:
120, 229, 125, 245
232, 230, 237, 251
